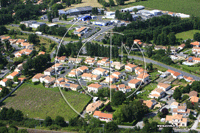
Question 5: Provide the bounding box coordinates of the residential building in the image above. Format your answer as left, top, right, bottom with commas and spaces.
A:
6, 72, 20, 79
189, 91, 198, 97
86, 101, 104, 115
68, 57, 83, 64
92, 68, 107, 76
170, 102, 179, 110
32, 73, 45, 82
9, 39, 17, 45
157, 83, 171, 91
143, 99, 157, 109
14, 49, 33, 57
87, 83, 103, 93
1, 36, 10, 41
42, 76, 56, 84
93, 111, 113, 122
166, 69, 182, 79
192, 47, 200, 55
149, 88, 165, 99
172, 106, 190, 117
97, 58, 109, 66
190, 41, 200, 47
77, 66, 89, 73
154, 46, 167, 51
128, 79, 141, 88
52, 63, 63, 71
137, 73, 150, 83
105, 75, 116, 83
134, 39, 143, 45
38, 51, 45, 55
85, 57, 96, 65
112, 72, 123, 79
81, 73, 100, 81
68, 69, 82, 77
0, 78, 9, 87
118, 84, 131, 93
68, 83, 81, 91
178, 44, 185, 50
165, 114, 188, 127
44, 67, 55, 76
55, 56, 67, 63
125, 63, 137, 72
111, 62, 125, 70
190, 96, 199, 103
183, 76, 195, 82
14, 63, 23, 73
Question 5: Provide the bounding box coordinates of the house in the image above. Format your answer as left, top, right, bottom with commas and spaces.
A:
110, 85, 117, 91
93, 111, 113, 122
172, 106, 190, 117
183, 76, 195, 82
77, 66, 89, 73
1, 36, 10, 41
55, 56, 67, 63
112, 72, 123, 79
134, 39, 143, 45
42, 76, 56, 84
21, 42, 33, 49
154, 46, 167, 51
68, 57, 83, 64
44, 67, 55, 76
125, 63, 137, 72
84, 57, 96, 65
190, 96, 199, 103
92, 75, 100, 80
190, 41, 200, 47
14, 49, 33, 57
111, 62, 125, 70
137, 68, 147, 75
16, 39, 25, 45
87, 83, 103, 93
0, 88, 2, 92
135, 67, 142, 74
178, 44, 185, 50
143, 99, 157, 109
0, 78, 9, 87
68, 69, 82, 77
6, 72, 20, 79
192, 47, 200, 55
165, 114, 188, 127
149, 88, 165, 99
97, 58, 109, 66
92, 68, 107, 76
52, 63, 63, 71
14, 63, 23, 73
81, 73, 100, 81
105, 75, 116, 83
128, 79, 141, 88
170, 102, 179, 110
157, 83, 171, 91
55, 77, 69, 84
86, 100, 104, 114
167, 69, 182, 79
9, 39, 17, 45
118, 84, 131, 93
69, 83, 81, 91
38, 51, 46, 55
137, 73, 150, 83
189, 91, 198, 97
32, 73, 45, 82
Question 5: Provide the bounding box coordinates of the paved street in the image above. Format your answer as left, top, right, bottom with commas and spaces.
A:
128, 55, 200, 81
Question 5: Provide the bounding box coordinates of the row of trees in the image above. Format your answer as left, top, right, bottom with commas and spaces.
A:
85, 42, 119, 58
0, 107, 24, 121
115, 10, 134, 21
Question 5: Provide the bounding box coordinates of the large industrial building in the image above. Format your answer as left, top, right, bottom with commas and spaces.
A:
59, 6, 93, 16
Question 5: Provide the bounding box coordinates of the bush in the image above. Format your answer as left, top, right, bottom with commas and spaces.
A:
33, 81, 40, 85
48, 124, 61, 130
189, 113, 196, 120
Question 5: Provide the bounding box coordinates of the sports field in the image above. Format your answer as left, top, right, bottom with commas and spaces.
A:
1, 83, 91, 121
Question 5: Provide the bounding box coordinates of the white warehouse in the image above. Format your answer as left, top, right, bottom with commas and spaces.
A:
121, 5, 145, 12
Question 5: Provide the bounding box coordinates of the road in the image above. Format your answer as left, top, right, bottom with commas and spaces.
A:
128, 55, 200, 81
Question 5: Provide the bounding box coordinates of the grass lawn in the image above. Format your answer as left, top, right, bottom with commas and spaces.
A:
148, 115, 165, 125
109, 0, 200, 17
137, 83, 157, 100
65, 24, 78, 29
176, 30, 200, 40
149, 71, 160, 81
180, 64, 200, 76
1, 83, 91, 121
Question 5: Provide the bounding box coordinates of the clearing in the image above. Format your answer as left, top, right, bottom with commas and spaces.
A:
1, 83, 91, 121
176, 30, 200, 40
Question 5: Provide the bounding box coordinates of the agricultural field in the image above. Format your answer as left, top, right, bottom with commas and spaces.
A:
176, 30, 200, 40
1, 83, 91, 121
110, 0, 200, 17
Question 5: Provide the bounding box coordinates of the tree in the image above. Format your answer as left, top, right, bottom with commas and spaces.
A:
47, 11, 52, 22
44, 116, 53, 126
173, 88, 182, 100
0, 107, 8, 120
109, 0, 115, 6
17, 129, 28, 133
147, 63, 153, 71
112, 91, 126, 106
0, 127, 8, 133
161, 108, 169, 116
146, 46, 153, 57
189, 113, 196, 120
143, 117, 149, 124
19, 24, 26, 31
150, 122, 158, 132
6, 107, 15, 120
182, 84, 190, 93
194, 32, 200, 42
133, 8, 138, 14
62, 14, 67, 20
104, 121, 118, 133
168, 32, 176, 45
13, 76, 18, 82
9, 29, 15, 35
28, 34, 40, 45
116, 0, 124, 5
66, 0, 71, 7
55, 116, 66, 127
6, 80, 13, 87
89, 117, 101, 128
0, 87, 10, 98
13, 110, 23, 121
161, 122, 173, 133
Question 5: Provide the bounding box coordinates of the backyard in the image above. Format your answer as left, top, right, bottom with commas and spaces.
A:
176, 30, 200, 40
1, 83, 91, 121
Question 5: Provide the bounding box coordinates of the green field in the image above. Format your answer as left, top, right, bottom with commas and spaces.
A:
110, 0, 200, 17
176, 30, 200, 40
137, 83, 157, 100
1, 83, 91, 121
